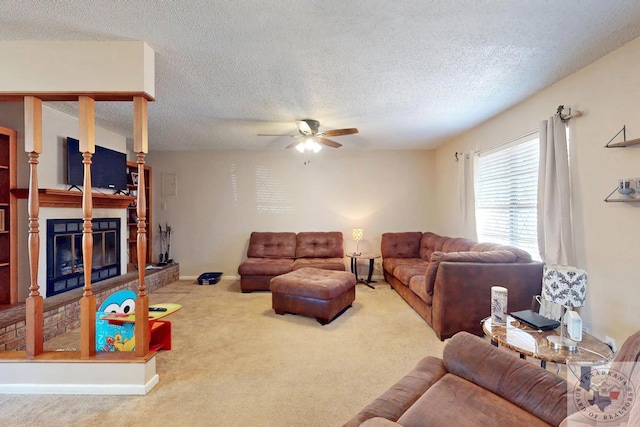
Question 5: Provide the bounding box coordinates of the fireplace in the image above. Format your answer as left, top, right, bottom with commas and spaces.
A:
46, 218, 121, 296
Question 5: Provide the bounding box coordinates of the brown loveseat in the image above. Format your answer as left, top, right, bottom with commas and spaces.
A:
237, 231, 345, 292
382, 232, 543, 340
343, 331, 569, 426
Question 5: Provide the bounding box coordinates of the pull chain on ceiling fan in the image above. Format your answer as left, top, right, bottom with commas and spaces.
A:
258, 119, 358, 152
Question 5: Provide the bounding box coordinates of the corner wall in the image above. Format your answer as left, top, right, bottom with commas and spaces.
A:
434, 36, 640, 344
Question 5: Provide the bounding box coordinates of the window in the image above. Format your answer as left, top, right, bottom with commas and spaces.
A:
475, 133, 540, 260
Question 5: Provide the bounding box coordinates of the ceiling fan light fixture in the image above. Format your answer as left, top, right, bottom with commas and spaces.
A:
260, 119, 356, 152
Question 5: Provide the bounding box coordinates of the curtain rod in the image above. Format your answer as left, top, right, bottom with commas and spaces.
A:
455, 129, 537, 161
475, 129, 538, 157
455, 105, 582, 161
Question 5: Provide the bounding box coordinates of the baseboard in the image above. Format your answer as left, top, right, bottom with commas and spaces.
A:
0, 374, 159, 395
0, 354, 159, 395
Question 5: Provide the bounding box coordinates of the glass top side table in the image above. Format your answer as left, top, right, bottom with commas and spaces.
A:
482, 316, 613, 369
346, 252, 380, 289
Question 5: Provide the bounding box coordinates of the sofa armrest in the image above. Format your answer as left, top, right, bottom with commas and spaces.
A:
342, 356, 447, 427
430, 261, 543, 340
360, 418, 403, 427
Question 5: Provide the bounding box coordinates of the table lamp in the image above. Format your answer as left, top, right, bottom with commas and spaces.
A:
352, 229, 363, 256
541, 264, 587, 351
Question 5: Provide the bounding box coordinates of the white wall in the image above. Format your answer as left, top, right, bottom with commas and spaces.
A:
146, 149, 436, 278
0, 103, 128, 299
434, 36, 640, 345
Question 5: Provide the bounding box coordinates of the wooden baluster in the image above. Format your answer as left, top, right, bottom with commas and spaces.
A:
79, 96, 96, 358
24, 96, 44, 358
133, 96, 150, 357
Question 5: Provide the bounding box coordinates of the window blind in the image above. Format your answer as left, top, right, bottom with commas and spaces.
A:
475, 136, 540, 260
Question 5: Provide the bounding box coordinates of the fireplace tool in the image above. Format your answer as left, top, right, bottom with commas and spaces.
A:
165, 223, 172, 263
159, 223, 167, 265
158, 223, 172, 265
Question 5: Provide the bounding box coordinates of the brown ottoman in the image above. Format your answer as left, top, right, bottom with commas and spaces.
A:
270, 267, 356, 324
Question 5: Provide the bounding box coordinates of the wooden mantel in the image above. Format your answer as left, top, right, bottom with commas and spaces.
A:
12, 188, 134, 209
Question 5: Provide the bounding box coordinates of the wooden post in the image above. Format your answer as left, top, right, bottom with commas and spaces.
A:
79, 96, 96, 358
133, 96, 150, 357
24, 96, 44, 358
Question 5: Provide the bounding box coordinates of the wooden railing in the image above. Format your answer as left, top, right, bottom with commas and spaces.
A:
15, 93, 152, 360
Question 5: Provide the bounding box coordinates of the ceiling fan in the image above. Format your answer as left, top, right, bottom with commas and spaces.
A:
258, 119, 358, 152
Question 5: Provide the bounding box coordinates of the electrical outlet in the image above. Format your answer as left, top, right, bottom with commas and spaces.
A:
582, 325, 589, 334
605, 336, 617, 353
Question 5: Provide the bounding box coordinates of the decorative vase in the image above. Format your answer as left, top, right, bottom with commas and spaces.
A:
491, 286, 508, 325
619, 179, 635, 197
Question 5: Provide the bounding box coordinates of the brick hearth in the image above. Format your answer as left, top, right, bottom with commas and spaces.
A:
0, 263, 179, 351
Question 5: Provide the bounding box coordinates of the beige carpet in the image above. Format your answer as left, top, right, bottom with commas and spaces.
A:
0, 279, 447, 427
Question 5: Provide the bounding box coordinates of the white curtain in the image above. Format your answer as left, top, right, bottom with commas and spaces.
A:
538, 114, 574, 320
458, 152, 477, 241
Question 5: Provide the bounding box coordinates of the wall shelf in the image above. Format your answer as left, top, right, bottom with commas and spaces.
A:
604, 185, 640, 202
605, 126, 640, 148
604, 197, 640, 203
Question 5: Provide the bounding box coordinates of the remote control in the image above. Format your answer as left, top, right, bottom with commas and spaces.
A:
149, 307, 168, 312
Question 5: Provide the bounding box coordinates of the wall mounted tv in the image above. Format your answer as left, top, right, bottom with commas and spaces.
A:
66, 137, 128, 192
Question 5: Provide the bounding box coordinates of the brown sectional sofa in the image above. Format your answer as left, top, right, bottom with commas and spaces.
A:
346, 329, 640, 426
343, 331, 570, 427
237, 231, 345, 292
382, 231, 543, 340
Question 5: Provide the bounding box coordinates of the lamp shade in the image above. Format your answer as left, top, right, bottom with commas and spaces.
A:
352, 229, 363, 241
541, 264, 587, 307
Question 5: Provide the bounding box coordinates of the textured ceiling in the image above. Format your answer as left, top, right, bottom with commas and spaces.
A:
2, 1, 640, 151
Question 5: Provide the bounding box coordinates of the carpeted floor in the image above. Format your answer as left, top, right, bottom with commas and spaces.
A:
0, 279, 447, 427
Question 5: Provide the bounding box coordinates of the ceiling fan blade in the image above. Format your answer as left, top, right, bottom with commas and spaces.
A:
284, 140, 301, 149
323, 128, 358, 137
317, 137, 342, 148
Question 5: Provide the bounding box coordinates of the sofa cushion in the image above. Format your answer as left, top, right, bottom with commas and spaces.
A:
443, 332, 568, 426
470, 242, 533, 262
397, 373, 551, 427
393, 264, 429, 288
246, 232, 297, 258
295, 232, 344, 258
383, 258, 427, 276
237, 258, 294, 276
381, 232, 423, 258
418, 232, 448, 260
431, 250, 518, 264
441, 237, 475, 252
293, 257, 345, 271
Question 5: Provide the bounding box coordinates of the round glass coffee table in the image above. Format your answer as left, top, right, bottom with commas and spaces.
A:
482, 316, 613, 369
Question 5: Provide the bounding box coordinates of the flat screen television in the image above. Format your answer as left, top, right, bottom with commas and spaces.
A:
66, 137, 128, 192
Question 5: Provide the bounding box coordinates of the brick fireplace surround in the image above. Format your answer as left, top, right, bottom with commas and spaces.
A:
0, 263, 179, 351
